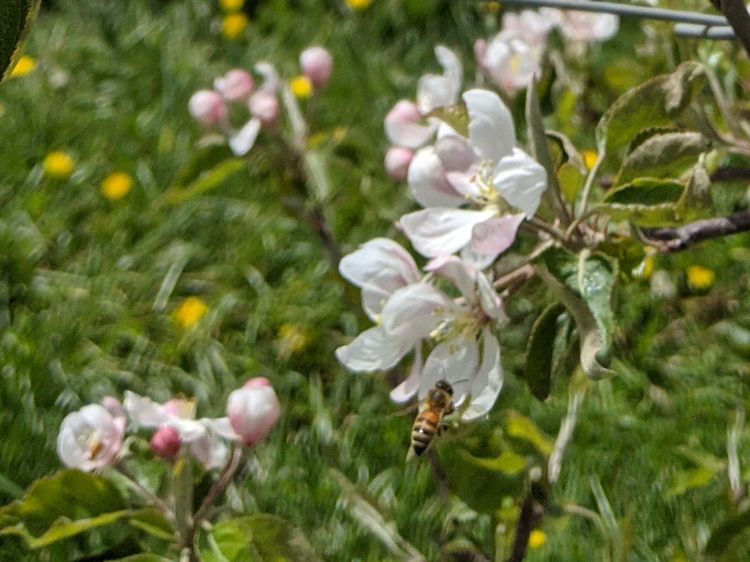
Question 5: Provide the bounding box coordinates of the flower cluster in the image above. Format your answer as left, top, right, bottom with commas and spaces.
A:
56, 378, 281, 472
188, 46, 333, 156
475, 6, 618, 94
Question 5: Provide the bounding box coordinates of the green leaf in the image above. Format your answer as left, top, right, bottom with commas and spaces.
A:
504, 410, 554, 457
598, 178, 685, 226
524, 303, 565, 400
666, 467, 717, 498
596, 62, 705, 163
526, 79, 567, 222
438, 447, 524, 514
0, 0, 39, 82
534, 247, 617, 379
202, 514, 321, 562
0, 470, 168, 550
558, 162, 584, 205
111, 554, 172, 562
705, 509, 750, 557
163, 158, 247, 205
617, 132, 710, 185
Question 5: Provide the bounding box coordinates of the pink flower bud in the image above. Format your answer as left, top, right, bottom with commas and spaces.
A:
151, 426, 181, 459
384, 100, 434, 149
384, 146, 414, 181
227, 377, 281, 446
188, 90, 228, 126
249, 92, 280, 128
299, 46, 333, 88
214, 69, 254, 102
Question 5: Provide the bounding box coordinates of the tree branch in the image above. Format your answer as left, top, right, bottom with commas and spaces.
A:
506, 492, 544, 562
714, 0, 750, 58
641, 211, 750, 252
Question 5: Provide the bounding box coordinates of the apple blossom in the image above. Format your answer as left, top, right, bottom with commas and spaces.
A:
416, 45, 463, 115
249, 92, 281, 128
497, 10, 554, 46
214, 69, 254, 102
227, 377, 281, 446
384, 100, 435, 150
475, 36, 542, 94
188, 90, 228, 126
300, 46, 333, 88
227, 62, 281, 156
336, 247, 505, 419
542, 7, 619, 42
124, 391, 236, 469
57, 401, 126, 472
399, 89, 547, 267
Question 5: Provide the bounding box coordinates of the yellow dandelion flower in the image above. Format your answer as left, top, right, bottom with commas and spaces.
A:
222, 12, 248, 39
174, 297, 208, 329
220, 0, 244, 11
277, 324, 309, 358
686, 265, 714, 292
582, 150, 598, 171
528, 529, 547, 549
346, 0, 373, 10
478, 1, 501, 15
43, 151, 74, 180
101, 172, 133, 201
10, 55, 37, 78
290, 75, 313, 99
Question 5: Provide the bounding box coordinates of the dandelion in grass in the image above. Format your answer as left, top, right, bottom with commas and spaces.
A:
345, 0, 372, 11
43, 151, 74, 180
222, 12, 248, 39
277, 324, 309, 359
686, 265, 714, 292
10, 55, 36, 78
290, 75, 313, 99
174, 297, 208, 329
219, 0, 244, 11
101, 172, 133, 201
582, 149, 598, 170
528, 529, 547, 549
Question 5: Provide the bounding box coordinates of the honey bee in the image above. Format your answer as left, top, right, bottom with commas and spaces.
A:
406, 379, 454, 461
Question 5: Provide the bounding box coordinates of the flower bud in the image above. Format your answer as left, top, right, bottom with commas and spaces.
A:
384, 146, 413, 181
57, 404, 126, 472
227, 377, 281, 446
384, 100, 433, 149
150, 426, 181, 459
299, 46, 333, 89
249, 92, 280, 128
214, 69, 254, 102
188, 90, 228, 126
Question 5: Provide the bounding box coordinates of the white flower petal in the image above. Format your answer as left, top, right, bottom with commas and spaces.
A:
407, 147, 464, 208
419, 335, 479, 404
254, 62, 279, 93
461, 329, 503, 421
390, 346, 423, 404
463, 89, 516, 161
228, 118, 261, 156
400, 208, 496, 258
335, 326, 413, 372
381, 283, 451, 337
424, 255, 477, 301
124, 391, 171, 429
476, 270, 506, 322
469, 213, 525, 266
492, 148, 547, 217
417, 46, 463, 114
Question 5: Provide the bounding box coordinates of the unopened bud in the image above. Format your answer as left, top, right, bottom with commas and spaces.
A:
384, 100, 433, 149
150, 426, 181, 459
227, 377, 281, 446
188, 90, 228, 126
384, 146, 414, 181
249, 92, 280, 128
214, 69, 254, 102
299, 46, 333, 88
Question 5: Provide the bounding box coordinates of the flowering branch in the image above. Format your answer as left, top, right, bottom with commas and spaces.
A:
495, 0, 727, 26
641, 211, 750, 252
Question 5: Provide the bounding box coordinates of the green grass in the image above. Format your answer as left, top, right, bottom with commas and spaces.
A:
2, 0, 750, 561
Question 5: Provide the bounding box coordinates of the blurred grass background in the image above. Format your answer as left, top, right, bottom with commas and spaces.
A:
2, 0, 750, 560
